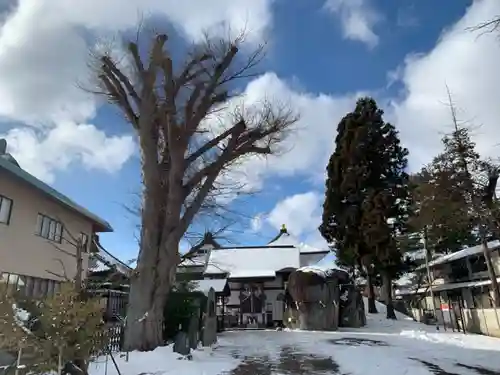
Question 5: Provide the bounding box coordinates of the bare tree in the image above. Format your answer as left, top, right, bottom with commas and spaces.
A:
467, 16, 500, 36
93, 32, 298, 351
437, 89, 500, 306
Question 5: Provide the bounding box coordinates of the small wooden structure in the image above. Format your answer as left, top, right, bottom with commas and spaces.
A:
86, 269, 129, 322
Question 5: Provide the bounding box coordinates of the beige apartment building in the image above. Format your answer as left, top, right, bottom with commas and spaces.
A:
399, 241, 500, 337
0, 138, 113, 298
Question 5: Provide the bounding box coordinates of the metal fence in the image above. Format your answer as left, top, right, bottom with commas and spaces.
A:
92, 322, 125, 357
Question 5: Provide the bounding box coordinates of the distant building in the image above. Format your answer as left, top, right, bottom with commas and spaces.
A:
399, 241, 500, 337
178, 225, 330, 328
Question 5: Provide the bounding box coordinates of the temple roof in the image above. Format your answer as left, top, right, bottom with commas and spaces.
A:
268, 224, 329, 254
205, 245, 300, 278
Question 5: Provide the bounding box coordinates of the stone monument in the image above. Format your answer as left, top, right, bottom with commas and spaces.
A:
202, 288, 217, 347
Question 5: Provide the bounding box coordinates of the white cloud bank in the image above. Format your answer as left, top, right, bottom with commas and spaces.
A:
390, 0, 500, 169
1, 0, 500, 245
0, 0, 275, 182
256, 0, 500, 245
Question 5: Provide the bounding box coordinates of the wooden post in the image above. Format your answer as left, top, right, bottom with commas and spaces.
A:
14, 346, 22, 375
75, 238, 83, 294
423, 227, 439, 331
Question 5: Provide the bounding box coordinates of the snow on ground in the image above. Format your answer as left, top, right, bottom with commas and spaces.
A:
363, 298, 500, 351
88, 346, 240, 375
89, 300, 500, 375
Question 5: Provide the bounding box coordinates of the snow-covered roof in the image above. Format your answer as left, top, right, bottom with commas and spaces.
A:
205, 246, 300, 278
427, 240, 500, 268
192, 279, 228, 295
90, 238, 133, 276
394, 272, 418, 287
405, 248, 427, 261
230, 269, 277, 278
269, 231, 328, 254
297, 265, 348, 279
179, 254, 208, 268
396, 277, 500, 295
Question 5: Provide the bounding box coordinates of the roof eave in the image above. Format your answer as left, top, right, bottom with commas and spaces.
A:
93, 221, 114, 233
0, 159, 113, 233
300, 250, 329, 255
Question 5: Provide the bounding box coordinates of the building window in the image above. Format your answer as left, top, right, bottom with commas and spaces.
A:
0, 195, 13, 225
36, 214, 63, 243
469, 254, 488, 274
80, 232, 89, 253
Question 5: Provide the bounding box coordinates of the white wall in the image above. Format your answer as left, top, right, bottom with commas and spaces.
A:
300, 252, 328, 267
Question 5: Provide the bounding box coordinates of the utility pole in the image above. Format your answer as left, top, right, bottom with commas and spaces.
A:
423, 226, 440, 331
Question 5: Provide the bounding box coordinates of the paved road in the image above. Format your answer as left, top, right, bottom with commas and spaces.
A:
213, 330, 500, 375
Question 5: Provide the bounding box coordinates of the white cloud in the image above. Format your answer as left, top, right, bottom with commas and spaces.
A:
250, 213, 264, 232
211, 73, 363, 195
324, 0, 382, 48
4, 122, 135, 183
267, 192, 322, 237
389, 0, 500, 170
0, 0, 275, 182
253, 191, 329, 249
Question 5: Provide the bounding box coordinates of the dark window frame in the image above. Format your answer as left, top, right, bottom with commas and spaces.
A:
0, 194, 13, 225
35, 213, 63, 243
469, 254, 488, 274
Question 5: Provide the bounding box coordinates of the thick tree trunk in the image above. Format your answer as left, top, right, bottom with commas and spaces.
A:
381, 271, 396, 320
366, 273, 378, 314
481, 239, 500, 308
123, 254, 165, 351
124, 234, 181, 351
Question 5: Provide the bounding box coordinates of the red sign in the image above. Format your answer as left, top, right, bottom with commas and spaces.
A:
440, 303, 449, 311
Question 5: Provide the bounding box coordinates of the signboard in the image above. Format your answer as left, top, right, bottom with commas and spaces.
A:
440, 303, 449, 311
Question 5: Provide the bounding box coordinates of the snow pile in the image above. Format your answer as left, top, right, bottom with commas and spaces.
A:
362, 298, 500, 352
89, 345, 239, 375
12, 303, 32, 334
399, 329, 500, 351
362, 298, 420, 333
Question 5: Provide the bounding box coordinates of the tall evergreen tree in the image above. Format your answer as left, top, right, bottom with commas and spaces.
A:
320, 97, 410, 317
359, 116, 410, 319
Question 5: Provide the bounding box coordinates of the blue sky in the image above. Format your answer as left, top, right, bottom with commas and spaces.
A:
1, 0, 499, 263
